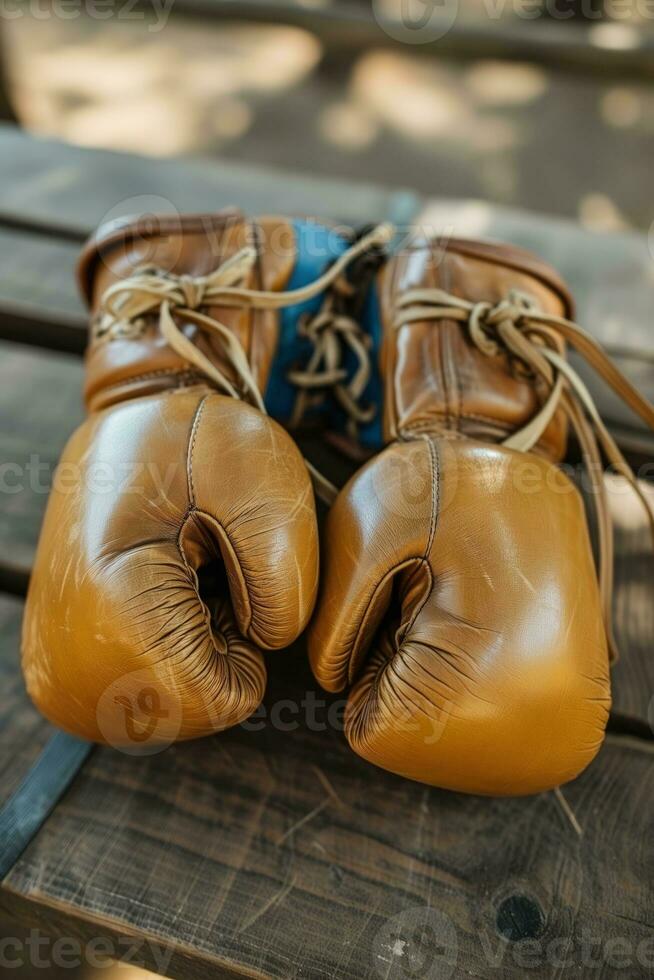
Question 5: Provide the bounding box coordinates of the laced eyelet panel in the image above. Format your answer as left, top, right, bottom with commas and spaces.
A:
95, 224, 393, 506
394, 285, 654, 662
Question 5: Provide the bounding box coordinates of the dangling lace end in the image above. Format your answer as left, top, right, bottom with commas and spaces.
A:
394, 282, 654, 672
502, 375, 565, 454
306, 462, 338, 507
607, 628, 621, 666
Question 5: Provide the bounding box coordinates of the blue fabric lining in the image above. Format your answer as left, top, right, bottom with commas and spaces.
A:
264, 219, 349, 423
264, 218, 383, 448
357, 279, 383, 450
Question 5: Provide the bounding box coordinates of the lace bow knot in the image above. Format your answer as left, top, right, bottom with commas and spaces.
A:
394, 282, 654, 663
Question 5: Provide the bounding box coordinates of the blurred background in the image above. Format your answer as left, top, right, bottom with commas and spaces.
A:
1, 0, 653, 231
1, 1, 652, 977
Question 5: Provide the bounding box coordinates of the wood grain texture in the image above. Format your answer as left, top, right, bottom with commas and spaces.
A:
0, 594, 55, 805
610, 477, 654, 732
0, 229, 86, 351
0, 124, 418, 237
2, 419, 652, 978
1, 432, 653, 979
3, 629, 654, 978
0, 341, 84, 576
0, 230, 82, 322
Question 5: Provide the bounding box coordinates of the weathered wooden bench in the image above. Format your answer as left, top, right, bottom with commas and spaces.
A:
0, 123, 653, 979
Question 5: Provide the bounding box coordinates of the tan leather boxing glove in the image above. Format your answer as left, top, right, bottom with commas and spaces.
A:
309, 235, 654, 795
21, 210, 385, 747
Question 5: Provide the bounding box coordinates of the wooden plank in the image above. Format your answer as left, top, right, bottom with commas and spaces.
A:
0, 125, 418, 351
0, 223, 652, 466
0, 128, 648, 367
0, 34, 16, 124
0, 124, 419, 238
0, 231, 81, 314
0, 229, 85, 351
610, 477, 654, 736
0, 594, 55, 805
2, 621, 654, 980
0, 130, 650, 463
0, 358, 652, 978
0, 342, 84, 577
2, 585, 654, 978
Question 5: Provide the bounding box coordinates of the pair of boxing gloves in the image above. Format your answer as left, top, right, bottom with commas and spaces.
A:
21, 209, 654, 795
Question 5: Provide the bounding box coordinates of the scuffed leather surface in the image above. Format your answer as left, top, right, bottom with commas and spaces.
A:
378, 237, 572, 460
23, 389, 318, 744
80, 211, 296, 410
310, 437, 609, 795
309, 239, 611, 796
22, 212, 320, 745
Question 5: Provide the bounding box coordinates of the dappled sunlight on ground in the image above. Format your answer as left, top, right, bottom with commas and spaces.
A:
352, 53, 470, 140
5, 20, 320, 155
3, 13, 654, 230
318, 100, 380, 150
464, 61, 548, 106
577, 192, 629, 232
588, 22, 641, 50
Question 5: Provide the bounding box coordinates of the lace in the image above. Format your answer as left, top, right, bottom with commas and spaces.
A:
96, 223, 392, 507
394, 286, 654, 663
286, 276, 376, 441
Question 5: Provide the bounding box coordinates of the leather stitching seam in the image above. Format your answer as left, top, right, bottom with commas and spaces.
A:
425, 436, 439, 561
346, 556, 431, 687
346, 438, 438, 685
180, 507, 254, 639
94, 368, 197, 389
173, 509, 253, 655
432, 239, 451, 430
186, 393, 208, 506
394, 437, 439, 642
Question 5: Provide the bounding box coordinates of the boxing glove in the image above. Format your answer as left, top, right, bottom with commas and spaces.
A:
309, 234, 654, 795
22, 210, 387, 746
